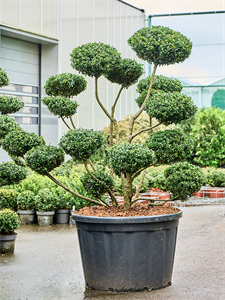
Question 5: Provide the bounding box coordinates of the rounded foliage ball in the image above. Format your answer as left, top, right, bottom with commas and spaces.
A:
0, 95, 24, 115
34, 188, 57, 212
0, 209, 20, 234
104, 58, 143, 88
146, 129, 194, 164
137, 75, 183, 95
0, 68, 10, 88
44, 73, 87, 97
128, 26, 192, 66
145, 90, 197, 125
0, 115, 21, 140
2, 129, 45, 157
17, 190, 36, 211
70, 42, 121, 78
0, 162, 27, 187
109, 143, 155, 176
0, 189, 18, 210
25, 145, 65, 175
164, 162, 204, 201
59, 128, 103, 161
41, 96, 78, 118
81, 170, 114, 198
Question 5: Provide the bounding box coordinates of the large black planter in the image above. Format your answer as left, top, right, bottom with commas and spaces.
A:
72, 210, 182, 292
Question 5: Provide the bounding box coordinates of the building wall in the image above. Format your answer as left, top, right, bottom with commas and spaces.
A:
0, 0, 145, 144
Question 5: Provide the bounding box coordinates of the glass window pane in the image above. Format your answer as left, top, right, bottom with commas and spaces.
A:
18, 107, 38, 114
13, 117, 38, 124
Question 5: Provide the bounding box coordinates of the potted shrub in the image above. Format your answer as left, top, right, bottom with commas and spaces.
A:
0, 188, 18, 210
34, 188, 57, 226
0, 26, 204, 291
17, 190, 36, 224
0, 208, 20, 254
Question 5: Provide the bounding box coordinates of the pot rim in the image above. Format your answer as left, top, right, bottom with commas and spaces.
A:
72, 209, 182, 224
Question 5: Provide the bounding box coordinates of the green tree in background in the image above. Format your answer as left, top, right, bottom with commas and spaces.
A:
211, 89, 225, 110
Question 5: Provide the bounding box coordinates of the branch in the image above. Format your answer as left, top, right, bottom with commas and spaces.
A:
84, 162, 118, 206
46, 172, 105, 206
128, 64, 157, 142
61, 117, 71, 130
69, 116, 76, 129
95, 77, 116, 123
111, 86, 124, 117
88, 158, 97, 172
130, 122, 162, 142
132, 170, 146, 202
131, 163, 156, 180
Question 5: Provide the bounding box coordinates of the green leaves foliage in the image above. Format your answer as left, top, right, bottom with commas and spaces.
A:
41, 96, 78, 118
137, 75, 183, 94
34, 188, 57, 211
70, 42, 121, 78
145, 90, 197, 125
211, 89, 225, 110
184, 107, 225, 167
59, 129, 103, 161
17, 190, 35, 210
0, 95, 24, 114
0, 162, 27, 187
146, 129, 194, 164
44, 73, 87, 97
0, 115, 21, 140
0, 209, 20, 234
109, 143, 155, 176
2, 129, 45, 157
104, 58, 144, 88
205, 169, 225, 187
164, 162, 204, 201
0, 68, 9, 87
128, 26, 192, 66
81, 170, 114, 198
0, 189, 18, 210
25, 145, 65, 175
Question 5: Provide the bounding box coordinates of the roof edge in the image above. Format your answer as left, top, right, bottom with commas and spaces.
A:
118, 0, 145, 13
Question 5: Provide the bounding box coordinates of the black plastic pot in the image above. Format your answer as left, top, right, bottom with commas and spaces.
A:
72, 210, 182, 292
54, 209, 70, 224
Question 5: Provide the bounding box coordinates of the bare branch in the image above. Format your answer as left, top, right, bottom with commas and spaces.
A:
61, 117, 71, 130
69, 116, 76, 129
95, 77, 116, 123
128, 64, 157, 142
84, 162, 118, 206
130, 122, 161, 142
46, 172, 104, 206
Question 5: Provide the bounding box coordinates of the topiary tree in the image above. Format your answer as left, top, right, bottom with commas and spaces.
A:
0, 25, 204, 210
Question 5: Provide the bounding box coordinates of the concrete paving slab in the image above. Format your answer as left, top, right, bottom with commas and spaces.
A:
0, 205, 225, 300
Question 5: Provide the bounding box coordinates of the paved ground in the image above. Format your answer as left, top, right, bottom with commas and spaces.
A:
0, 205, 225, 300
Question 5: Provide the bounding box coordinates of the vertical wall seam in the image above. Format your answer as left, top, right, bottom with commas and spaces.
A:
38, 44, 41, 136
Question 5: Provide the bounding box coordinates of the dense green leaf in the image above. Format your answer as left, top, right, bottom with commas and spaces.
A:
0, 95, 24, 114
0, 209, 20, 234
128, 26, 192, 66
25, 145, 65, 175
59, 129, 103, 161
44, 73, 87, 97
70, 42, 121, 78
41, 96, 78, 118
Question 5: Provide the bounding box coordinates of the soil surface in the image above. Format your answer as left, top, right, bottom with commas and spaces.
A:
73, 203, 179, 217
